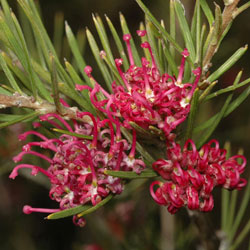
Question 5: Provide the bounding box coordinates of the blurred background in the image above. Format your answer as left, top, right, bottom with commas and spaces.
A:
0, 0, 250, 249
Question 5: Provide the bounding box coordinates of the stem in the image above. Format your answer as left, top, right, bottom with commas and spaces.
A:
188, 210, 221, 250
203, 0, 240, 70
0, 93, 91, 124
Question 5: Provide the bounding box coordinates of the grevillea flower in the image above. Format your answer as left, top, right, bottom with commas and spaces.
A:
150, 139, 247, 214
76, 31, 201, 140
9, 112, 145, 226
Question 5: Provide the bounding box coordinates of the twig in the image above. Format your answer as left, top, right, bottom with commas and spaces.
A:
188, 210, 221, 250
0, 93, 91, 123
203, 0, 240, 70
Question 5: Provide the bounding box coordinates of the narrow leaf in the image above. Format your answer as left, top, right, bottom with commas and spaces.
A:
53, 12, 64, 57
47, 204, 91, 220
200, 0, 214, 27
77, 194, 113, 218
184, 89, 199, 142
119, 13, 141, 66
65, 22, 90, 85
207, 45, 248, 83
135, 0, 183, 53
174, 0, 196, 62
50, 55, 64, 115
197, 93, 233, 148
52, 128, 93, 140
86, 28, 113, 90
0, 52, 22, 93
93, 14, 115, 66
105, 170, 157, 179
105, 15, 129, 70
0, 111, 38, 129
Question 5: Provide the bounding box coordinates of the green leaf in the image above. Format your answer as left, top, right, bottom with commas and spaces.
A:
119, 13, 141, 66
1, 52, 30, 89
229, 175, 250, 242
93, 14, 115, 67
0, 114, 24, 122
0, 86, 12, 95
205, 73, 250, 101
47, 194, 113, 220
53, 12, 64, 57
58, 82, 93, 112
0, 111, 38, 129
135, 0, 183, 53
47, 204, 91, 220
184, 89, 199, 141
100, 53, 124, 87
174, 0, 196, 62
65, 22, 90, 85
50, 55, 64, 114
139, 22, 151, 62
233, 2, 250, 18
146, 21, 164, 74
105, 15, 129, 70
195, 84, 250, 133
169, 0, 176, 61
195, 0, 201, 64
200, 0, 214, 28
195, 71, 242, 137
221, 189, 230, 231
105, 170, 157, 179
86, 28, 113, 91
52, 128, 93, 140
161, 40, 178, 77
227, 190, 238, 232
210, 3, 222, 46
64, 60, 95, 114
17, 4, 37, 59
197, 93, 233, 148
0, 52, 22, 94
230, 219, 250, 250
77, 194, 113, 218
199, 81, 217, 102
11, 11, 50, 100
207, 45, 248, 83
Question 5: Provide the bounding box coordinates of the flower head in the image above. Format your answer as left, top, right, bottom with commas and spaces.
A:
10, 112, 145, 226
150, 139, 247, 213
76, 31, 201, 139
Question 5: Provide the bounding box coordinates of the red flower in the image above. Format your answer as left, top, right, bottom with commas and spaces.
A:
150, 139, 247, 213
76, 31, 201, 140
10, 111, 145, 226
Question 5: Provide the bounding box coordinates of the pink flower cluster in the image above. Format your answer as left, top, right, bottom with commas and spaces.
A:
76, 31, 201, 140
9, 112, 145, 226
9, 29, 248, 225
150, 139, 247, 214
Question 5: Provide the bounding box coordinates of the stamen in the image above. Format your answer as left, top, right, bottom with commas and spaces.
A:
129, 129, 136, 159
141, 42, 157, 68
115, 142, 124, 171
13, 151, 53, 164
19, 131, 49, 142
177, 48, 189, 84
141, 57, 152, 97
187, 67, 201, 100
40, 113, 73, 133
123, 34, 134, 65
115, 59, 131, 91
23, 205, 60, 214
137, 30, 146, 37
99, 119, 115, 149
9, 164, 54, 179
77, 112, 98, 148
